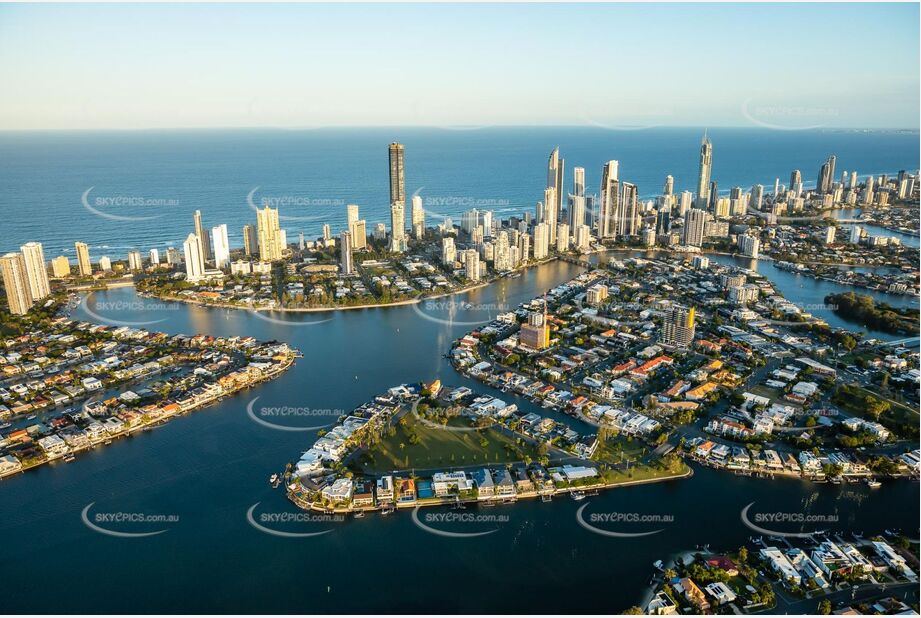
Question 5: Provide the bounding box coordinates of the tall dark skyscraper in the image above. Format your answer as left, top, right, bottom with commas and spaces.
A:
696, 131, 712, 208
547, 147, 565, 218
388, 142, 405, 206
817, 155, 836, 194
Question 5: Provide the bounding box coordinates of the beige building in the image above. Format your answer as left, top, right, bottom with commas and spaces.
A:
256, 206, 282, 261
1, 252, 33, 315
20, 242, 50, 301
50, 255, 71, 278
75, 242, 92, 276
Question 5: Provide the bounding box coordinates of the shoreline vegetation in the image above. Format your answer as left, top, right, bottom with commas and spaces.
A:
284, 385, 692, 517
0, 297, 298, 480
825, 292, 920, 336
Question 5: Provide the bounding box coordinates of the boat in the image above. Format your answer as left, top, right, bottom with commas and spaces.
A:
353, 511, 365, 519
0, 422, 11, 430
381, 505, 395, 515
571, 491, 586, 501
653, 560, 665, 571
26, 415, 37, 421
541, 493, 552, 502
269, 473, 279, 486
64, 455, 76, 463
866, 479, 882, 489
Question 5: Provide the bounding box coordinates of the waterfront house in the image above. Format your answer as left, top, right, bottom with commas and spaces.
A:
871, 541, 916, 579
396, 477, 416, 503
351, 481, 375, 508
432, 471, 472, 497
472, 468, 495, 499
494, 468, 516, 498
0, 454, 23, 475
321, 478, 353, 504
37, 434, 69, 459
376, 476, 394, 503
675, 578, 709, 611
760, 547, 802, 585
704, 582, 736, 605
645, 591, 677, 615
786, 548, 830, 589
704, 556, 738, 576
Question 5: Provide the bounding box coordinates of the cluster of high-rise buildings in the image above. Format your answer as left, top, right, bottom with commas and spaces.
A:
1, 242, 51, 315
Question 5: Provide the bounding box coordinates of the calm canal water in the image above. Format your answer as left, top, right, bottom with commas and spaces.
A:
0, 260, 917, 613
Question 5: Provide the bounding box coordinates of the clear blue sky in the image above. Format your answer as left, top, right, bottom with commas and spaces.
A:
1, 3, 918, 130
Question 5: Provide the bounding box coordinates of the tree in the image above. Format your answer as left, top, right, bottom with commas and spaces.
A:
818, 599, 832, 615
623, 607, 643, 615
738, 546, 748, 564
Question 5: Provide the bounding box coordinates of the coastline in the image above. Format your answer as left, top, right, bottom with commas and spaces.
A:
0, 353, 296, 481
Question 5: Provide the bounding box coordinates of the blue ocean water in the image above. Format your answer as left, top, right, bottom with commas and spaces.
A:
1, 127, 918, 259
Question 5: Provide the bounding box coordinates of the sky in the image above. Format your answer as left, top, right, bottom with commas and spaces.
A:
0, 3, 918, 130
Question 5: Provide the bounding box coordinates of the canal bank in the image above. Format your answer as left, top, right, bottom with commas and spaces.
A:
0, 258, 916, 614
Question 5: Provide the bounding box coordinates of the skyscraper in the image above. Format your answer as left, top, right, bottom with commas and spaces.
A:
411, 194, 425, 239
149, 248, 160, 266
441, 237, 456, 266
696, 132, 713, 208
663, 175, 674, 196
183, 233, 205, 281
464, 249, 480, 282
339, 230, 353, 275
751, 184, 764, 210
547, 147, 565, 219
19, 242, 50, 302
533, 222, 550, 259
542, 186, 558, 243
194, 210, 213, 261
660, 304, 696, 348
817, 155, 836, 194
598, 160, 620, 239
50, 255, 70, 278
211, 224, 230, 269
0, 252, 33, 315
388, 143, 405, 206
75, 242, 92, 276
128, 250, 143, 271
682, 208, 709, 247
389, 201, 406, 252
346, 204, 367, 250
257, 206, 283, 261
243, 224, 257, 256
572, 166, 585, 197
569, 194, 586, 230
617, 182, 639, 237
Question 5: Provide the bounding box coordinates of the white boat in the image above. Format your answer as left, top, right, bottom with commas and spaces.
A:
653, 560, 665, 571
866, 479, 882, 489
571, 491, 586, 501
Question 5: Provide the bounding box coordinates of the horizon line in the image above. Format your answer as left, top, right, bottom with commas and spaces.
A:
0, 125, 919, 134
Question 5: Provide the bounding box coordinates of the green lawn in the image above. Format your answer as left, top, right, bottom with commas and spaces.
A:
591, 436, 648, 465
355, 413, 540, 473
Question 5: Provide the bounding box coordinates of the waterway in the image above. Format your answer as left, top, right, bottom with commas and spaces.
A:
0, 259, 917, 613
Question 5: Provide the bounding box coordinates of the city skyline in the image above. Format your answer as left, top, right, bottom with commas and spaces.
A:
0, 3, 919, 131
